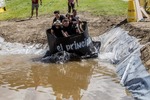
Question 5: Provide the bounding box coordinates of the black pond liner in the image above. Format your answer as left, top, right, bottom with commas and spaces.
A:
97, 27, 150, 100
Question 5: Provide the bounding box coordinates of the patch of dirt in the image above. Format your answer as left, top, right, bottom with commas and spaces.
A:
0, 12, 125, 44
0, 15, 51, 44
0, 12, 149, 70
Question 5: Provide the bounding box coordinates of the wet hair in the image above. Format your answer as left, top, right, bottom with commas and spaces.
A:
54, 10, 60, 14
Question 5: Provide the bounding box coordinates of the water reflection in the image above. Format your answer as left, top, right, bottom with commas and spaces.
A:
0, 55, 129, 100
30, 61, 94, 100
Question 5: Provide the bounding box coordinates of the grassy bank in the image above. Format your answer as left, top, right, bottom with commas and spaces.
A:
0, 0, 128, 20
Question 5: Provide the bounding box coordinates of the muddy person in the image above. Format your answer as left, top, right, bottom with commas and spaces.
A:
61, 19, 70, 37
62, 18, 81, 36
71, 9, 83, 33
51, 20, 64, 38
68, 0, 78, 13
30, 0, 42, 19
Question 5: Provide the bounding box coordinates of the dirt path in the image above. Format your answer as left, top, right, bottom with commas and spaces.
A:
0, 13, 150, 70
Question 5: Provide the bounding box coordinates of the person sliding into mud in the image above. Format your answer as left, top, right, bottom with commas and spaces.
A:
51, 20, 64, 38
68, 0, 78, 13
30, 0, 42, 19
52, 10, 65, 25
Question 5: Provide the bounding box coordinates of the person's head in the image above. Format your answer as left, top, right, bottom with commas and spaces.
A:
53, 20, 62, 28
62, 19, 70, 27
66, 13, 71, 18
54, 10, 60, 18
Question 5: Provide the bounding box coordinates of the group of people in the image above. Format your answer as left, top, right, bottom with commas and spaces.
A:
50, 10, 83, 38
31, 0, 78, 19
31, 0, 81, 37
31, 0, 80, 37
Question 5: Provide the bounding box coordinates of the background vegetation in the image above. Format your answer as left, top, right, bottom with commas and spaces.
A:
0, 0, 128, 20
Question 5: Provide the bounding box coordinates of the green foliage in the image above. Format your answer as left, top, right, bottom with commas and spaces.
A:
0, 0, 128, 20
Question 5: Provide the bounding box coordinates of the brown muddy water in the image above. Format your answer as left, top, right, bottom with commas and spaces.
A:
0, 54, 132, 100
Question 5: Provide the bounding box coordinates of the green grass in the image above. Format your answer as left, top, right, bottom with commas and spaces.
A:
78, 0, 128, 16
0, 0, 128, 20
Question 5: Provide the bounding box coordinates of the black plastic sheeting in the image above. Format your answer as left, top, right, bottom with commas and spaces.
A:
96, 27, 150, 100
125, 76, 150, 99
116, 55, 150, 100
